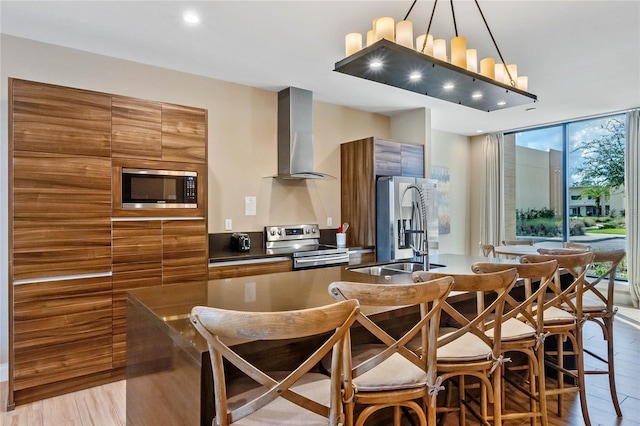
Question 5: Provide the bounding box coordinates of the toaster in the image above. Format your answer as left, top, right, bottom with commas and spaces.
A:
230, 233, 251, 252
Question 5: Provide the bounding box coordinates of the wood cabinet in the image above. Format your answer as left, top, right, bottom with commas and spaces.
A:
161, 103, 207, 164
111, 219, 207, 368
163, 219, 209, 285
12, 276, 113, 404
8, 78, 209, 407
111, 97, 207, 164
208, 258, 293, 280
112, 221, 163, 368
341, 137, 424, 248
12, 151, 112, 281
111, 96, 163, 160
11, 79, 111, 157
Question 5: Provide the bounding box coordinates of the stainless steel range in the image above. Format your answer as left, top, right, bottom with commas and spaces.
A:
265, 224, 349, 270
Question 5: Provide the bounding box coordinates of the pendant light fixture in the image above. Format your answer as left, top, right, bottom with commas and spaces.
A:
334, 0, 537, 112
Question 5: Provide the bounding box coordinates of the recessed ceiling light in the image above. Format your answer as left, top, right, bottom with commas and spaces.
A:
443, 83, 454, 90
409, 72, 422, 81
497, 101, 507, 106
183, 11, 200, 24
476, 130, 484, 133
369, 60, 383, 70
472, 92, 483, 99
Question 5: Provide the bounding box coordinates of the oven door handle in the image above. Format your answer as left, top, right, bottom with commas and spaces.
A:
295, 254, 349, 264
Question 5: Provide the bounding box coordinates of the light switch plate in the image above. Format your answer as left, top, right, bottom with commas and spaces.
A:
225, 219, 232, 230
245, 196, 257, 216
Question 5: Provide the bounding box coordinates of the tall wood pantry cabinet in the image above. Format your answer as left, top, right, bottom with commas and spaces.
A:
8, 78, 208, 407
341, 137, 425, 248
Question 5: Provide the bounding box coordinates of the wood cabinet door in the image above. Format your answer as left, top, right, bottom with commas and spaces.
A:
208, 259, 293, 279
341, 138, 377, 247
374, 139, 402, 176
401, 143, 425, 177
12, 277, 113, 395
162, 219, 208, 285
112, 96, 162, 160
11, 79, 111, 157
112, 221, 162, 368
12, 152, 112, 281
161, 104, 207, 164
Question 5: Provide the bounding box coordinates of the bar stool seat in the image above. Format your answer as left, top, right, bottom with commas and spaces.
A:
437, 331, 493, 362
486, 318, 536, 341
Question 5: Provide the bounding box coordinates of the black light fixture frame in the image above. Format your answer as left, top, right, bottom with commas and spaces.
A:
333, 0, 538, 112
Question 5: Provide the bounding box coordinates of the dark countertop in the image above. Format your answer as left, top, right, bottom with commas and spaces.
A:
129, 253, 519, 359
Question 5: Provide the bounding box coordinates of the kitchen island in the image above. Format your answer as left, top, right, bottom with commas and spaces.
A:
126, 253, 518, 426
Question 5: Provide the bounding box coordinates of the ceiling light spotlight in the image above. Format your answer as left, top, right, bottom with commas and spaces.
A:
369, 59, 383, 70
334, 0, 537, 111
183, 11, 200, 24
409, 72, 422, 81
443, 83, 455, 90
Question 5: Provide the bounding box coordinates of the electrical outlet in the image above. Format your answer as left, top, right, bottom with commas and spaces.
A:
225, 219, 232, 231
327, 217, 333, 227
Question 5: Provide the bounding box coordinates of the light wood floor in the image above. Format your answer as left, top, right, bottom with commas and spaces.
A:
1, 305, 638, 426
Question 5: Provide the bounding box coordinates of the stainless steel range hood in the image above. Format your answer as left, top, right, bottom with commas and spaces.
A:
275, 87, 331, 179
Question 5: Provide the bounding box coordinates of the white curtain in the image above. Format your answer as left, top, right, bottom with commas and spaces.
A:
480, 133, 504, 247
626, 109, 640, 307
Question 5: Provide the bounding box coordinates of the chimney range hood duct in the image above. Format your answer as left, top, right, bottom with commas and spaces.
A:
276, 87, 332, 179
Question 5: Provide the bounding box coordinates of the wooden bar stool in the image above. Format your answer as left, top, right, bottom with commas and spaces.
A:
580, 249, 626, 417
472, 259, 558, 426
479, 243, 496, 258
413, 268, 518, 426
190, 300, 359, 426
328, 277, 454, 426
520, 251, 595, 426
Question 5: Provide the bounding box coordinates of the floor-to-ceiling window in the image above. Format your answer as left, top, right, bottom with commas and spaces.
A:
512, 113, 627, 279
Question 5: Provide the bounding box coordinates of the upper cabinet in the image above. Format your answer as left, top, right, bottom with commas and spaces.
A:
12, 80, 111, 157
341, 137, 425, 248
112, 96, 163, 160
373, 138, 424, 177
112, 97, 207, 164
161, 104, 207, 164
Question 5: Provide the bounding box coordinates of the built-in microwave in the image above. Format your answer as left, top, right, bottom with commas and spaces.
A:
121, 168, 198, 209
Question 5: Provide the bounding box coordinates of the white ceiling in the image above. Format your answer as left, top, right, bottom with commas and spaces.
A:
2, 0, 639, 136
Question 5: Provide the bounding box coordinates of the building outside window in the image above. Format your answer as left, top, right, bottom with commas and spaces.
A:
511, 113, 626, 279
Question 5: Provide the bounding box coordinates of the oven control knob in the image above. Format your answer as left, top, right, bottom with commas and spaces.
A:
311, 228, 317, 234
277, 229, 283, 236
305, 228, 310, 234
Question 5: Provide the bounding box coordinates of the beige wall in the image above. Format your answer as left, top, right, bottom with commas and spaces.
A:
431, 130, 472, 255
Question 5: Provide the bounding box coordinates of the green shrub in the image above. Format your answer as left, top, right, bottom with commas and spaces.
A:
570, 221, 586, 236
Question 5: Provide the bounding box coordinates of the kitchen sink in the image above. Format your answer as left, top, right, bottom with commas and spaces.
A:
347, 261, 445, 276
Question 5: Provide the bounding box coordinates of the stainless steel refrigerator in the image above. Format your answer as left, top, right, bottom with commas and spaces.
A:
376, 176, 439, 262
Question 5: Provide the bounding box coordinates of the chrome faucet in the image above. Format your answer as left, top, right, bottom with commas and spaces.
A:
410, 239, 430, 271
400, 184, 429, 271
